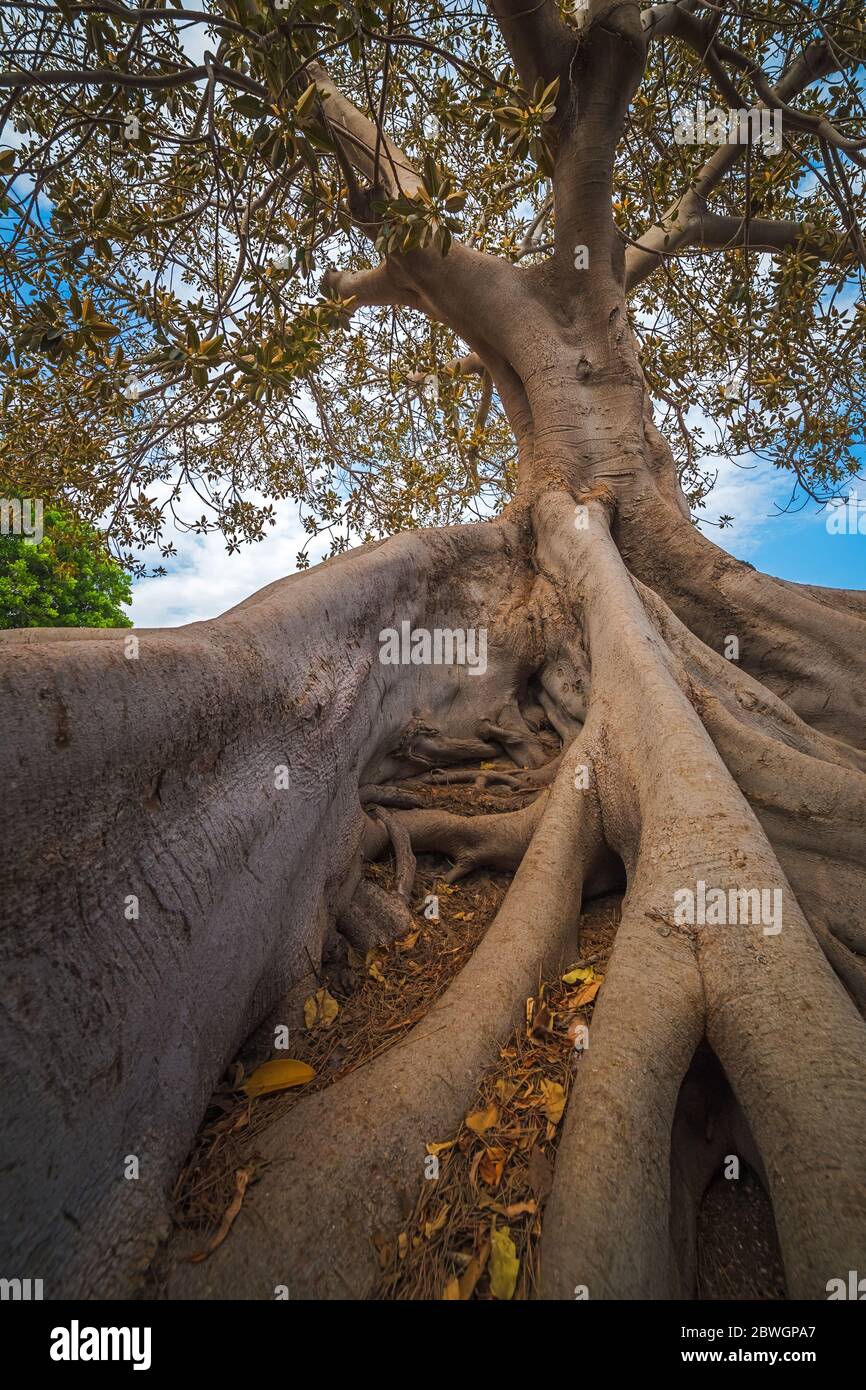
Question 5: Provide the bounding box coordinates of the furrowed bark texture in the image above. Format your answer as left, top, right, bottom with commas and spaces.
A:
0, 521, 536, 1296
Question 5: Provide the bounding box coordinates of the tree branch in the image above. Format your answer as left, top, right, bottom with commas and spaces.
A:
485, 0, 576, 92
624, 37, 847, 291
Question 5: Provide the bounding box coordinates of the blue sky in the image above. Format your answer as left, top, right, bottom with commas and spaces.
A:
693, 455, 865, 589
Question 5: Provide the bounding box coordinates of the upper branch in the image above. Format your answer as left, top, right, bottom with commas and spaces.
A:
485, 0, 577, 93
624, 36, 853, 292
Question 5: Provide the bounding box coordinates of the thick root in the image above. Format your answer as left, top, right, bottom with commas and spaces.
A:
337, 878, 416, 953
535, 486, 866, 1299
165, 735, 607, 1299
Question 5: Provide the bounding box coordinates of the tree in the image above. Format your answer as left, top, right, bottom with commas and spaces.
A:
0, 498, 132, 627
0, 0, 864, 1302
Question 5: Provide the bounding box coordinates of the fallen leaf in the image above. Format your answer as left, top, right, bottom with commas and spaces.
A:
426, 1139, 456, 1157
396, 928, 420, 952
186, 1167, 253, 1262
303, 987, 340, 1030
529, 1002, 555, 1038
398, 1231, 409, 1260
469, 1147, 484, 1188
528, 1144, 554, 1200
502, 1200, 537, 1219
442, 1276, 461, 1300
458, 1240, 490, 1299
479, 1145, 507, 1188
495, 1078, 519, 1105
452, 910, 475, 922
465, 1103, 499, 1135
565, 1015, 590, 1048
478, 1194, 537, 1218
424, 1203, 451, 1238
489, 1224, 520, 1300
572, 979, 602, 1008
372, 1230, 392, 1269
540, 1079, 566, 1124
368, 959, 386, 983
242, 1059, 315, 1098
561, 964, 600, 985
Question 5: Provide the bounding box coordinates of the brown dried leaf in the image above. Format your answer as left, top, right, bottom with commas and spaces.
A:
424, 1203, 451, 1238
458, 1240, 490, 1299
571, 979, 602, 1008
465, 1103, 499, 1135
479, 1144, 508, 1188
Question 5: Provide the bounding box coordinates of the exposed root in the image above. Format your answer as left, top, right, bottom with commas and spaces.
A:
476, 716, 558, 769
374, 896, 620, 1299
338, 878, 415, 954
167, 852, 503, 1252
535, 486, 866, 1299
370, 807, 417, 902
359, 785, 428, 809
164, 735, 607, 1298
363, 797, 549, 884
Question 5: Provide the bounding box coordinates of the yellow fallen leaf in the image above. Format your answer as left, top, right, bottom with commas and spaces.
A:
398, 1231, 409, 1260
540, 1079, 566, 1124
442, 1276, 461, 1300
489, 1224, 520, 1300
303, 987, 339, 1030
572, 979, 602, 1008
426, 1139, 456, 1157
396, 928, 420, 952
320, 988, 339, 1025
368, 959, 386, 983
465, 1103, 499, 1135
242, 1058, 315, 1098
561, 964, 600, 985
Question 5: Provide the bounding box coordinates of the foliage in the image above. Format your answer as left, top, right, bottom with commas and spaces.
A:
0, 496, 132, 627
0, 0, 863, 567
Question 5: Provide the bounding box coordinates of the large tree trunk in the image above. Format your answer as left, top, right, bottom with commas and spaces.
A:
2, 270, 865, 1300
3, 446, 865, 1299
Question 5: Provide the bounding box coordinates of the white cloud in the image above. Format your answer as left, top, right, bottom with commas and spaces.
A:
128, 500, 327, 627
695, 454, 782, 554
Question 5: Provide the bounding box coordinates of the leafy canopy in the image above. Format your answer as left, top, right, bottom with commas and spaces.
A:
0, 0, 864, 571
